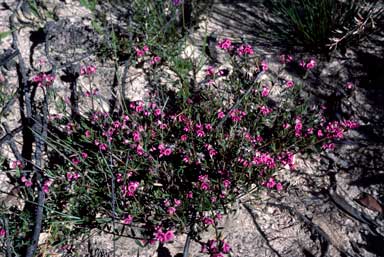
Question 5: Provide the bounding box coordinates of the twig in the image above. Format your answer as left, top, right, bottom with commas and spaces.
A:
2, 217, 13, 257
25, 88, 49, 257
1, 123, 23, 161
10, 0, 32, 120
265, 202, 357, 257
182, 233, 191, 257
243, 203, 283, 257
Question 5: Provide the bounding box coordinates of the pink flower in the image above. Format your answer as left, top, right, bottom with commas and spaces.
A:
154, 230, 166, 243
81, 152, 88, 159
71, 157, 80, 166
237, 44, 254, 56
217, 111, 225, 119
345, 82, 354, 90
216, 212, 223, 220
294, 116, 302, 137
150, 56, 161, 65
42, 180, 52, 193
99, 143, 108, 151
342, 120, 359, 129
261, 60, 268, 71
261, 87, 269, 97
223, 179, 231, 188
164, 230, 175, 242
196, 130, 205, 137
167, 207, 176, 215
306, 59, 316, 70
174, 199, 182, 207
172, 0, 182, 6
135, 48, 145, 57
286, 80, 294, 88
123, 215, 133, 225
136, 145, 144, 155
164, 148, 172, 155
187, 191, 193, 198
85, 130, 91, 138
205, 123, 213, 131
124, 181, 139, 197
0, 228, 5, 237
143, 45, 150, 52
266, 178, 276, 189
132, 131, 141, 142
154, 108, 162, 116
202, 217, 215, 225
154, 229, 174, 243
180, 134, 188, 141
260, 106, 272, 116
21, 176, 32, 187
209, 148, 218, 157
222, 242, 231, 253
276, 182, 283, 191
183, 156, 190, 163
217, 38, 232, 50
322, 143, 335, 150
205, 66, 215, 76
279, 54, 293, 64
283, 123, 291, 129
10, 160, 23, 169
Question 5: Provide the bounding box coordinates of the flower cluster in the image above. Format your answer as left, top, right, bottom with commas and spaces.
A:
31, 72, 55, 87
201, 239, 231, 257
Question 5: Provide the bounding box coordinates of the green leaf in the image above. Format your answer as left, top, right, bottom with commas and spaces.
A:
0, 31, 11, 42
134, 239, 145, 248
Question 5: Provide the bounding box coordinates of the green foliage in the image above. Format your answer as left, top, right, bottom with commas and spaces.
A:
269, 0, 360, 50
79, 0, 97, 11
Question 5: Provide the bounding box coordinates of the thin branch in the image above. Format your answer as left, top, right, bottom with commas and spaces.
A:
243, 203, 284, 257
25, 88, 49, 257
1, 123, 23, 162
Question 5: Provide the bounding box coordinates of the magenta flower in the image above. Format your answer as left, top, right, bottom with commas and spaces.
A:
21, 176, 32, 187
150, 56, 161, 65
237, 44, 254, 56
123, 215, 133, 225
217, 111, 225, 119
0, 228, 5, 237
260, 106, 272, 116
205, 66, 215, 76
217, 38, 232, 50
196, 130, 205, 137
286, 80, 295, 88
345, 82, 354, 89
261, 60, 269, 71
222, 242, 231, 253
123, 181, 139, 197
164, 230, 175, 242
172, 0, 182, 6
174, 199, 182, 207
167, 207, 176, 215
10, 160, 23, 169
294, 116, 302, 137
306, 59, 316, 69
202, 217, 215, 225
261, 87, 269, 97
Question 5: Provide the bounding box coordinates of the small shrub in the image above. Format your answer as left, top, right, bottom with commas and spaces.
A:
4, 41, 356, 256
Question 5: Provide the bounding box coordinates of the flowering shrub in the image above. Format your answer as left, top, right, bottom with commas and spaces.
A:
11, 38, 356, 256
0, 45, 358, 256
